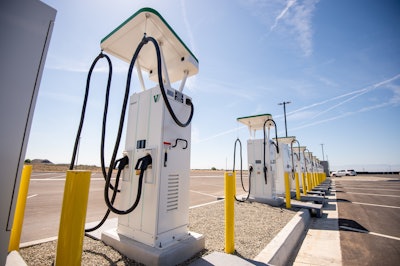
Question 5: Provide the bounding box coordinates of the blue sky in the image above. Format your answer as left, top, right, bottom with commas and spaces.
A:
27, 0, 400, 171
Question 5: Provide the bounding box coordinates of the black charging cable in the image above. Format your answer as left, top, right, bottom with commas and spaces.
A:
232, 138, 251, 202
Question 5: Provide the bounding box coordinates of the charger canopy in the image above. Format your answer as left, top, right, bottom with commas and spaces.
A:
101, 7, 198, 83
237, 114, 275, 132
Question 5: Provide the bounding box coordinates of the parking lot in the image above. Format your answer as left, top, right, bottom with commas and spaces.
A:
21, 170, 247, 244
335, 175, 400, 265
20, 171, 400, 265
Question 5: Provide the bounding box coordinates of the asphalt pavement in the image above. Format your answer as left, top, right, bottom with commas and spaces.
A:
21, 170, 244, 244
335, 175, 400, 266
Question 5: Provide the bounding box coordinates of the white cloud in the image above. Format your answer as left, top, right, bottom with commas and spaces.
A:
388, 84, 400, 105
282, 0, 319, 56
241, 0, 319, 56
270, 0, 297, 31
180, 0, 196, 54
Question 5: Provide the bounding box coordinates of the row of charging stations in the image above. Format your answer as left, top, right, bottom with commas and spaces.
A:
236, 114, 328, 214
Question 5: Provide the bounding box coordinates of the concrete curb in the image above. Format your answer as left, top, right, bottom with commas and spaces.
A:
254, 209, 310, 265
5, 251, 27, 266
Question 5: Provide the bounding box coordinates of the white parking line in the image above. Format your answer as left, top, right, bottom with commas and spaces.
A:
189, 199, 223, 209
30, 178, 108, 181
345, 187, 400, 192
48, 174, 66, 179
339, 226, 400, 241
352, 202, 400, 209
346, 192, 400, 197
30, 179, 65, 181
189, 190, 220, 198
31, 172, 55, 177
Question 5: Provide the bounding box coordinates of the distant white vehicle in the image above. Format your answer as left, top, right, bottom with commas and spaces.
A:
331, 169, 357, 177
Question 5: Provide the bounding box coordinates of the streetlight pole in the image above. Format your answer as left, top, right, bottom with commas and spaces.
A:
278, 101, 291, 137
320, 143, 325, 161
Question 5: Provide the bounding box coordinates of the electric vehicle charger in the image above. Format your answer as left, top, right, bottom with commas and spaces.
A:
236, 114, 284, 207
69, 34, 194, 232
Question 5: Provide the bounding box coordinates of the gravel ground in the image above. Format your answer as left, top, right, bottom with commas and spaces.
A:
20, 200, 297, 265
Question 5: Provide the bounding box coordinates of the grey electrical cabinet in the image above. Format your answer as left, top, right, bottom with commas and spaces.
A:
0, 0, 56, 263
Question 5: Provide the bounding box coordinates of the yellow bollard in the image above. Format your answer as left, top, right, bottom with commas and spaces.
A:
295, 172, 301, 200
224, 171, 235, 254
284, 172, 291, 209
312, 172, 316, 188
302, 172, 307, 195
8, 165, 32, 251
56, 170, 91, 266
307, 172, 312, 191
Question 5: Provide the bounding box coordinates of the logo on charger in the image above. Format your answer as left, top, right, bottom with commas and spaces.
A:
153, 94, 160, 103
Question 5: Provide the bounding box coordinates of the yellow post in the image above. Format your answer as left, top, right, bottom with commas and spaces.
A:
302, 172, 307, 195
307, 172, 312, 191
56, 170, 91, 266
8, 165, 32, 251
295, 172, 301, 200
284, 172, 291, 208
224, 171, 235, 254
311, 172, 316, 188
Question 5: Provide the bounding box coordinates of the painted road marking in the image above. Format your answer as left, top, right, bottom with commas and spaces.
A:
27, 194, 38, 199
190, 190, 220, 198
346, 192, 400, 197
345, 187, 400, 192
352, 202, 400, 209
31, 173, 55, 177
339, 226, 400, 241
48, 174, 67, 179
30, 178, 112, 181
189, 199, 223, 209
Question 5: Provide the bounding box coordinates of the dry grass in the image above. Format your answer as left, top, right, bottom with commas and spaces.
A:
28, 163, 103, 172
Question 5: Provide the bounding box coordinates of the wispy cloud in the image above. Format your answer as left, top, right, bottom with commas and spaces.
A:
180, 0, 196, 53
291, 100, 394, 131
194, 73, 400, 142
308, 73, 400, 119
291, 73, 400, 130
45, 55, 128, 74
387, 83, 400, 105
284, 0, 319, 56
243, 0, 319, 56
270, 0, 297, 31
194, 125, 246, 144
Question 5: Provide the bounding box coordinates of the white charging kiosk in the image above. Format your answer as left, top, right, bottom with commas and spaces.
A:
100, 8, 203, 265
237, 114, 283, 207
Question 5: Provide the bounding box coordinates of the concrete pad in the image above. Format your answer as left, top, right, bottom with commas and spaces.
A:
6, 251, 27, 266
190, 252, 268, 266
85, 217, 118, 240
102, 228, 205, 266
254, 209, 310, 265
293, 181, 342, 265
248, 197, 284, 207
300, 195, 325, 205
307, 190, 325, 196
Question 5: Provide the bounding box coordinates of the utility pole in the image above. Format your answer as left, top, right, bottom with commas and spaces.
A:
320, 143, 325, 161
278, 101, 291, 137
